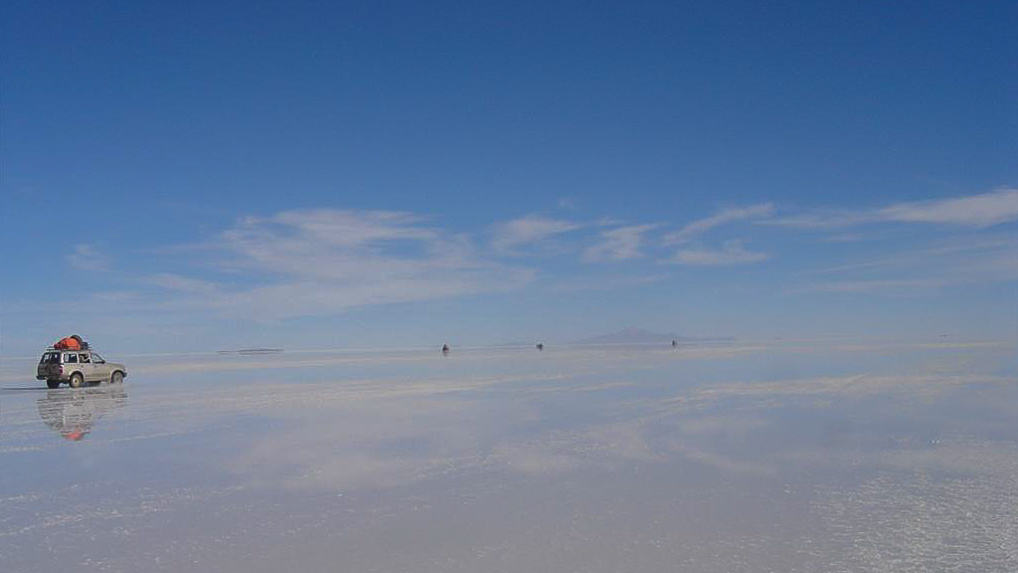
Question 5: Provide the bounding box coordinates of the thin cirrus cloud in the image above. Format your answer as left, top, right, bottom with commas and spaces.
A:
657, 203, 775, 267
767, 188, 1018, 229
795, 235, 1018, 294
662, 203, 775, 245
66, 244, 110, 272
491, 214, 582, 253
95, 187, 1018, 322
147, 209, 534, 319
668, 240, 770, 266
878, 188, 1018, 227
583, 224, 660, 262
796, 278, 952, 294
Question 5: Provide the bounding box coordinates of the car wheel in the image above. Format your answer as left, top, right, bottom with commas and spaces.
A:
47, 379, 61, 389
69, 373, 84, 388
111, 371, 123, 384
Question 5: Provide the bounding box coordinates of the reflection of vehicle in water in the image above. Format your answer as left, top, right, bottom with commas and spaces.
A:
37, 386, 128, 441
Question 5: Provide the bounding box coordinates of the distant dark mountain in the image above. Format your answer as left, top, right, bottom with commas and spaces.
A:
574, 327, 733, 345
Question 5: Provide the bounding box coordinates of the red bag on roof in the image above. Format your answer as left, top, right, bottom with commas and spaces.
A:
54, 335, 83, 351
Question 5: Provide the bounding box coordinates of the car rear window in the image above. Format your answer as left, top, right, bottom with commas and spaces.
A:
39, 352, 60, 364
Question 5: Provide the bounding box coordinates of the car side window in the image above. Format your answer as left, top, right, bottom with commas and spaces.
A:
79, 353, 90, 363
91, 353, 104, 363
65, 353, 77, 363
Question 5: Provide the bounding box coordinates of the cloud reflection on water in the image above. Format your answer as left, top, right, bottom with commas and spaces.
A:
2, 341, 1017, 571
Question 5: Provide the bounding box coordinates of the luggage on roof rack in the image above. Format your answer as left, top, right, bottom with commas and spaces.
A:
53, 334, 89, 351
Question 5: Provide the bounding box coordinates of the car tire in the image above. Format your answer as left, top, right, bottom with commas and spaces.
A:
47, 379, 61, 389
111, 371, 123, 384
69, 373, 84, 388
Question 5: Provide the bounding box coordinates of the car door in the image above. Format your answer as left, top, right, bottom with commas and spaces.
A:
63, 352, 80, 379
90, 352, 112, 382
78, 352, 99, 382
39, 352, 61, 379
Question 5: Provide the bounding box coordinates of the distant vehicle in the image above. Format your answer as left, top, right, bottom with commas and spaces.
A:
37, 348, 127, 389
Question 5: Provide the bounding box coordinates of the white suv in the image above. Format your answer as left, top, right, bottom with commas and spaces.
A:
37, 349, 127, 389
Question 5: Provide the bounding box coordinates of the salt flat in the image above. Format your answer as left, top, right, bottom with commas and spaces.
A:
1, 340, 1016, 572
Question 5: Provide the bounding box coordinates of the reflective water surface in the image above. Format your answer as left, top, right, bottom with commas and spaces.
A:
1, 340, 1016, 572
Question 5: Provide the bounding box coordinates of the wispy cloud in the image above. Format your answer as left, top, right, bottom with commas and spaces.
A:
35, 188, 1018, 331
547, 273, 668, 293
760, 211, 870, 230
130, 209, 534, 319
66, 244, 110, 271
668, 240, 769, 266
796, 235, 1018, 293
491, 215, 581, 252
145, 273, 220, 294
583, 224, 659, 262
663, 203, 775, 245
807, 236, 1018, 276
796, 278, 951, 293
769, 188, 1018, 230
878, 188, 1018, 227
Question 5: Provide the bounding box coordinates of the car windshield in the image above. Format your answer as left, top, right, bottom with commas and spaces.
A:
39, 352, 59, 364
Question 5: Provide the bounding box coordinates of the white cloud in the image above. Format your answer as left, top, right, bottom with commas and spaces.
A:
768, 188, 1018, 230
221, 209, 455, 279
133, 209, 534, 319
257, 209, 437, 246
796, 278, 951, 293
668, 240, 770, 266
761, 211, 870, 230
663, 203, 775, 244
583, 224, 659, 262
796, 235, 1018, 293
659, 205, 774, 267
878, 188, 1018, 227
66, 244, 110, 271
547, 273, 668, 293
491, 215, 581, 252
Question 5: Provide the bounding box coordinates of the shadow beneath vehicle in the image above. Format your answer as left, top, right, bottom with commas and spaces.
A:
37, 386, 128, 441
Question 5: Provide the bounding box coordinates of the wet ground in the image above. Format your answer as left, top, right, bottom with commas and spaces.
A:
1, 340, 1016, 572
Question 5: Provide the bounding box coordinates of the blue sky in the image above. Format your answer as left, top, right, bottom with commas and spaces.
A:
2, 1, 1016, 354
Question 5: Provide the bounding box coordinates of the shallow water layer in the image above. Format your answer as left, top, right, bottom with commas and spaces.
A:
1, 341, 1017, 572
